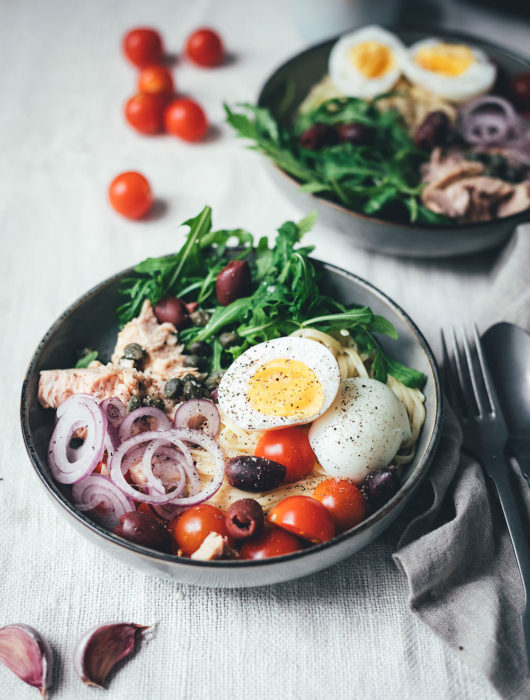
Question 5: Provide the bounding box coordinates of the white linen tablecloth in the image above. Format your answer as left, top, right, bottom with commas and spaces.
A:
1, 1, 528, 698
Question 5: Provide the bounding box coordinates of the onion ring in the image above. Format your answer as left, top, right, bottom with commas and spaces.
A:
118, 406, 172, 443
174, 399, 221, 437
72, 474, 134, 529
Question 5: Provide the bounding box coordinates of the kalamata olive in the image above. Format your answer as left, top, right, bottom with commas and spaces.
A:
219, 331, 239, 348
122, 342, 145, 361
299, 123, 338, 150
337, 121, 374, 145
127, 395, 141, 412
226, 456, 286, 492
189, 340, 211, 356
154, 296, 189, 329
164, 377, 183, 400
225, 499, 264, 540
509, 72, 530, 110
413, 111, 450, 150
216, 260, 251, 306
189, 309, 211, 326
360, 465, 400, 512
114, 512, 171, 552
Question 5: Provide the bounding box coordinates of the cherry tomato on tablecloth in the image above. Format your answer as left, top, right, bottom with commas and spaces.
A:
137, 65, 174, 97
255, 427, 315, 483
125, 93, 165, 134
185, 28, 224, 67
122, 28, 163, 67
108, 171, 152, 220
268, 495, 335, 544
169, 504, 229, 556
239, 527, 303, 560
164, 98, 209, 142
312, 478, 366, 533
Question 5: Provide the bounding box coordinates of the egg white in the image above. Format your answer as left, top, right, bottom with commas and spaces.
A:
309, 377, 411, 483
328, 26, 405, 99
402, 38, 496, 102
217, 337, 341, 431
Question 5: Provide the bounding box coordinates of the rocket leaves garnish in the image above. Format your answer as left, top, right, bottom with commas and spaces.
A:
117, 206, 426, 388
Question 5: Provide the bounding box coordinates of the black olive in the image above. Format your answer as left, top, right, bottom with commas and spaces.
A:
114, 512, 171, 552
361, 465, 400, 512
413, 111, 450, 150
337, 122, 374, 146
189, 309, 211, 327
219, 331, 239, 348
225, 499, 264, 540
226, 456, 286, 492
164, 378, 183, 400
299, 123, 338, 150
122, 343, 145, 361
189, 340, 211, 356
127, 395, 141, 412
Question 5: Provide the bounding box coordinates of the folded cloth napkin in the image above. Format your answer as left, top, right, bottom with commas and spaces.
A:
394, 225, 530, 700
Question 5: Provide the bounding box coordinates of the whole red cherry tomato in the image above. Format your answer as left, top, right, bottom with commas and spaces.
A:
239, 527, 303, 560
125, 93, 165, 134
138, 65, 174, 97
123, 28, 163, 67
169, 504, 229, 556
185, 28, 224, 67
312, 478, 366, 533
510, 72, 530, 110
255, 427, 315, 483
268, 495, 335, 543
108, 171, 152, 220
164, 98, 208, 142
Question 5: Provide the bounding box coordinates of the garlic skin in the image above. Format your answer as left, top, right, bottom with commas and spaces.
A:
73, 623, 148, 688
0, 624, 53, 698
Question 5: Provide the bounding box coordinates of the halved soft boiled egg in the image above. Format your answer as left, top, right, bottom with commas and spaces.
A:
328, 26, 405, 99
217, 337, 341, 431
309, 378, 411, 483
402, 38, 496, 102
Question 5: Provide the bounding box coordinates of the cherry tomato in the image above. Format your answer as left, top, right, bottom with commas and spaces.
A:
125, 93, 165, 134
108, 171, 153, 220
137, 65, 174, 97
268, 495, 335, 544
255, 427, 315, 483
239, 527, 302, 560
312, 478, 366, 533
164, 98, 208, 142
185, 28, 224, 67
122, 28, 163, 67
510, 72, 530, 110
169, 504, 229, 556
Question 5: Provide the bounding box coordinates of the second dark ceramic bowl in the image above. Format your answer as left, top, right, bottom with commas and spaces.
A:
21, 259, 442, 588
257, 27, 530, 258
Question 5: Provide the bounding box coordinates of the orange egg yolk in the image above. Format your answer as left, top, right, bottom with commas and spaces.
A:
415, 43, 475, 77
348, 41, 395, 78
247, 358, 324, 418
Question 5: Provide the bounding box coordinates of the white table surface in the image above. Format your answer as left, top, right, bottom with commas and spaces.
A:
1, 1, 528, 698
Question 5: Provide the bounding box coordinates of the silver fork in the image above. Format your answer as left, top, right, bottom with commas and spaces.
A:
442, 325, 530, 669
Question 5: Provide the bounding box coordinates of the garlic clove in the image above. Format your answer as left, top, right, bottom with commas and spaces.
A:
73, 623, 148, 688
0, 624, 53, 698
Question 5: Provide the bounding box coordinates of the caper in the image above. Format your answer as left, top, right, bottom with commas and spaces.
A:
182, 373, 200, 383
183, 354, 208, 370
219, 331, 239, 348
142, 394, 165, 410
189, 340, 210, 356
182, 380, 203, 400
123, 343, 145, 361
189, 309, 211, 327
127, 395, 141, 412
204, 371, 225, 391
164, 377, 183, 400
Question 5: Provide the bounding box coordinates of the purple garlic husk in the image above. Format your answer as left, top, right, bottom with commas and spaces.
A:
73, 622, 148, 688
0, 623, 54, 698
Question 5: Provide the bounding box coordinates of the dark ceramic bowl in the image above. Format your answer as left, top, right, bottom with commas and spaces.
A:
257, 27, 530, 258
21, 260, 442, 588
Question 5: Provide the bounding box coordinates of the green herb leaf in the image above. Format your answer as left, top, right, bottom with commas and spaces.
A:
75, 350, 98, 368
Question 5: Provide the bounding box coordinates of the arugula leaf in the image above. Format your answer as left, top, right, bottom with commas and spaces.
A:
75, 350, 98, 368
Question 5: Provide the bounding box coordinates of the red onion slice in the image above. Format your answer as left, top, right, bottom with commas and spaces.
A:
73, 474, 134, 529
101, 397, 126, 448
109, 429, 225, 506
48, 394, 107, 484
174, 399, 220, 437
459, 96, 522, 146
142, 441, 187, 496
118, 407, 172, 443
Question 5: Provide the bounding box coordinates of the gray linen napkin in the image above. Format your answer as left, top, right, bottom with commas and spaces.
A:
393, 226, 530, 700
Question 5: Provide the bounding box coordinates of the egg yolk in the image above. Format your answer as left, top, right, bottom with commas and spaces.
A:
348, 41, 395, 78
415, 43, 475, 77
247, 358, 324, 419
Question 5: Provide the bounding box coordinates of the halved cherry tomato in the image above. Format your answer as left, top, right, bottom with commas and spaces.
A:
169, 504, 229, 556
255, 427, 315, 483
137, 65, 174, 97
268, 495, 335, 544
185, 28, 224, 67
123, 28, 163, 67
312, 478, 366, 533
125, 93, 165, 134
164, 98, 208, 142
108, 171, 152, 220
239, 527, 302, 560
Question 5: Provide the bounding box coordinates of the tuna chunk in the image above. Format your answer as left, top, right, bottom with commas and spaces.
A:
190, 532, 238, 561
498, 181, 530, 217
38, 363, 141, 409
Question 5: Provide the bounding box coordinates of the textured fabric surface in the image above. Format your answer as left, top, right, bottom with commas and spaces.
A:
1, 1, 529, 699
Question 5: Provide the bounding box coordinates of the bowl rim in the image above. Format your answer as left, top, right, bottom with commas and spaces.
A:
256, 23, 530, 232
20, 257, 443, 570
